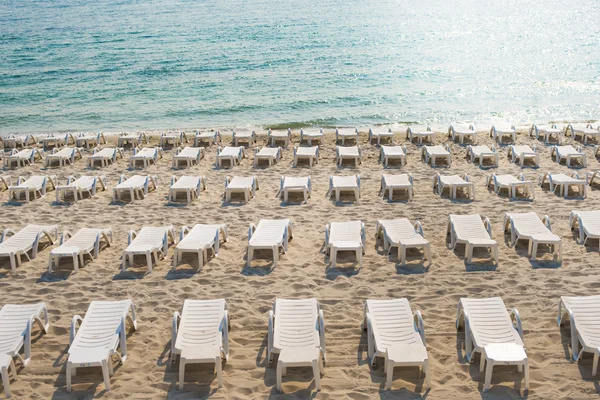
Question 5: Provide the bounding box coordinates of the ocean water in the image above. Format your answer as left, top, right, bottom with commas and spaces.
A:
1, 0, 599, 135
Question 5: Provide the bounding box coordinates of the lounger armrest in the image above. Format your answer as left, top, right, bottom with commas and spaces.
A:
170, 176, 176, 186
59, 231, 72, 245
225, 175, 231, 187
171, 311, 181, 362
542, 215, 552, 231
0, 228, 15, 243
483, 217, 492, 238
462, 172, 470, 182
485, 174, 492, 188
571, 171, 580, 179
118, 174, 127, 184
491, 145, 497, 153
70, 315, 83, 344
511, 308, 524, 340
150, 175, 158, 189
414, 221, 424, 237
248, 223, 256, 242
127, 230, 137, 245
132, 147, 138, 156
66, 175, 74, 185
267, 310, 274, 363
408, 173, 413, 186
16, 176, 25, 185
318, 309, 327, 361
517, 173, 525, 181
48, 175, 57, 190
414, 310, 426, 345
180, 226, 190, 242
444, 144, 451, 153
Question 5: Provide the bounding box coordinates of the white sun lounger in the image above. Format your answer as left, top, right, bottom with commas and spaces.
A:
375, 219, 431, 264
216, 146, 245, 168
569, 210, 600, 250
254, 147, 282, 167
268, 129, 291, 148
232, 130, 256, 146
335, 127, 358, 145
247, 219, 293, 267
300, 128, 323, 145
49, 228, 112, 272
490, 124, 516, 144
0, 225, 59, 273
466, 145, 499, 167
41, 133, 75, 150
380, 174, 413, 201
173, 224, 228, 269
8, 175, 56, 202
507, 144, 539, 167
325, 221, 365, 269
558, 295, 600, 376
504, 212, 562, 261
169, 176, 206, 203
380, 145, 407, 168
159, 131, 187, 147
421, 144, 452, 166
433, 172, 474, 200
75, 132, 106, 149
278, 176, 311, 202
486, 173, 534, 199
172, 147, 204, 168
129, 147, 163, 168
565, 124, 600, 144
456, 297, 528, 392
369, 127, 394, 145
118, 132, 147, 147
171, 299, 230, 389
2, 135, 35, 149
66, 300, 137, 392
447, 214, 498, 264
194, 131, 221, 146
267, 298, 326, 393
4, 148, 44, 168
113, 174, 158, 202
328, 174, 360, 202
44, 147, 83, 168
551, 145, 587, 167
56, 175, 107, 203
448, 124, 476, 143
224, 175, 258, 202
530, 124, 563, 143
0, 176, 10, 191
293, 146, 319, 167
364, 299, 430, 390
539, 171, 587, 198
88, 147, 124, 168
122, 226, 176, 272
407, 126, 436, 145
336, 145, 361, 167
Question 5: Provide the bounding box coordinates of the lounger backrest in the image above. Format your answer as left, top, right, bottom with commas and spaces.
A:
70, 300, 131, 353
329, 221, 363, 244
133, 227, 169, 247
507, 212, 548, 235
366, 299, 421, 349
250, 219, 290, 244
379, 219, 419, 240
274, 299, 319, 349
179, 224, 221, 247
21, 176, 45, 188
460, 297, 522, 347
450, 215, 490, 239
560, 296, 600, 348
175, 299, 226, 350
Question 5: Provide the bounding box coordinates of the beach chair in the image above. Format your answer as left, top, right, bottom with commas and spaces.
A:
565, 124, 600, 144
112, 174, 158, 202
254, 146, 282, 167
278, 176, 311, 202
88, 147, 124, 168
66, 300, 137, 392
173, 224, 228, 269
171, 299, 230, 389
406, 126, 436, 145
268, 129, 291, 148
0, 176, 10, 191
267, 298, 326, 393
369, 126, 394, 145
504, 212, 562, 261
558, 295, 600, 376
75, 132, 106, 149
380, 174, 413, 201
300, 128, 323, 145
4, 148, 44, 168
486, 173, 534, 199
0, 225, 59, 273
129, 147, 163, 168
325, 221, 366, 268
569, 210, 600, 250
159, 131, 187, 148
247, 219, 293, 267
8, 175, 57, 202
490, 124, 517, 144
433, 172, 474, 200
293, 146, 319, 167
380, 145, 407, 168
224, 176, 258, 202
335, 145, 362, 167
44, 147, 83, 168
328, 174, 360, 202
375, 219, 431, 264
421, 144, 452, 167
2, 135, 35, 149
172, 147, 204, 169
117, 132, 147, 147
232, 130, 256, 146
335, 127, 358, 145
551, 145, 587, 167
122, 226, 176, 271
447, 214, 498, 264
216, 146, 245, 168
507, 144, 539, 167
49, 228, 113, 272
194, 131, 221, 146
456, 297, 528, 392
41, 133, 75, 150
364, 299, 430, 390
448, 124, 476, 144
466, 145, 498, 167
530, 124, 563, 143
55, 175, 107, 203
0, 303, 49, 397
538, 171, 587, 198
168, 176, 206, 204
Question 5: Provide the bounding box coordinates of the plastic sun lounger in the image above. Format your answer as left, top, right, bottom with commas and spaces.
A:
569, 210, 600, 250
0, 176, 10, 191
364, 299, 430, 390
56, 175, 107, 203
558, 295, 600, 375
254, 146, 282, 167
41, 133, 75, 150
380, 173, 413, 201
335, 145, 362, 167
551, 145, 587, 167
293, 146, 319, 167
448, 124, 476, 144
447, 214, 498, 264
507, 144, 539, 167
224, 176, 258, 202
486, 173, 534, 199
171, 299, 230, 389
2, 135, 36, 149
113, 174, 158, 202
328, 174, 360, 202
0, 303, 49, 397
122, 226, 176, 272
117, 132, 147, 147
129, 147, 163, 168
300, 128, 324, 145
8, 175, 57, 202
66, 300, 137, 392
0, 225, 59, 273
380, 145, 407, 168
325, 221, 366, 269
530, 124, 563, 143
88, 147, 124, 168
44, 147, 83, 168
504, 212, 562, 261
268, 129, 291, 148
173, 224, 228, 269
565, 124, 600, 144
335, 127, 358, 145
232, 130, 256, 146
456, 297, 528, 392
75, 132, 106, 149
247, 219, 293, 267
406, 126, 436, 145
433, 172, 474, 200
466, 145, 499, 167
369, 127, 394, 145
267, 298, 326, 393
49, 228, 113, 272
216, 146, 245, 168
490, 124, 516, 144
538, 171, 587, 198
194, 131, 221, 146
168, 176, 206, 204
172, 147, 204, 168
421, 145, 452, 166
4, 148, 44, 168
375, 219, 431, 264
159, 131, 187, 147
278, 176, 311, 203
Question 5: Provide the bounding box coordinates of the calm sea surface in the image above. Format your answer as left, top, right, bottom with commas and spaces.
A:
1, 0, 599, 134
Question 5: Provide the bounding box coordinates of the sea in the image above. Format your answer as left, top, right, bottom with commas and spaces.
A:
1, 0, 599, 135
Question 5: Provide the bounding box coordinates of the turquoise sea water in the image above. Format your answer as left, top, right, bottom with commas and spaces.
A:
1, 0, 599, 135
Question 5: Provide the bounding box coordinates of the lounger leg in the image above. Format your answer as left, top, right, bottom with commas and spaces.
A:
593, 353, 599, 376
1, 363, 10, 398
466, 244, 473, 263
73, 254, 78, 272
312, 358, 321, 391
530, 241, 538, 261
9, 254, 16, 274
484, 361, 494, 391
331, 248, 337, 268
199, 250, 204, 268
386, 359, 394, 390
424, 359, 431, 389
523, 359, 529, 390
247, 248, 253, 267
480, 354, 485, 372
400, 246, 406, 266
357, 248, 362, 269
388, 188, 393, 201
146, 251, 153, 272
66, 362, 72, 392
273, 245, 278, 268
216, 356, 223, 388
335, 189, 340, 202
101, 359, 111, 391
276, 360, 283, 392
179, 358, 185, 390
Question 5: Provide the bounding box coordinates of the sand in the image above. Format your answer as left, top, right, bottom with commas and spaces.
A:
0, 128, 598, 400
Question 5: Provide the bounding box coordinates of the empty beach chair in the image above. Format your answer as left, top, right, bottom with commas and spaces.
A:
504, 212, 562, 261
113, 174, 158, 202
565, 124, 600, 144
247, 219, 293, 267
171, 299, 230, 389
55, 175, 107, 203
530, 124, 563, 143
88, 147, 124, 168
447, 214, 498, 263
159, 131, 187, 147
41, 133, 75, 150
173, 224, 228, 269
194, 130, 221, 146
8, 175, 56, 202
335, 145, 362, 167
375, 219, 431, 264
117, 132, 147, 147
268, 129, 291, 148
486, 173, 534, 199
122, 226, 176, 272
172, 147, 204, 169
278, 176, 311, 202
216, 146, 245, 168
551, 145, 587, 167
254, 146, 282, 167
380, 174, 413, 201
0, 176, 10, 191
4, 148, 44, 168
364, 299, 430, 390
539, 171, 587, 198
232, 130, 256, 146
224, 176, 258, 202
569, 210, 600, 249
380, 145, 407, 168
490, 124, 517, 144
129, 147, 163, 168
369, 126, 394, 145
0, 225, 59, 273
75, 132, 106, 149
267, 298, 326, 393
448, 124, 476, 144
335, 127, 358, 145
66, 300, 137, 392
507, 144, 539, 167
300, 128, 323, 145
325, 221, 366, 268
49, 228, 113, 272
168, 176, 206, 204
293, 146, 319, 167
433, 172, 474, 200
456, 297, 528, 392
44, 147, 83, 168
328, 174, 360, 202
466, 145, 499, 167
421, 144, 452, 167
406, 126, 436, 145
2, 135, 35, 149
